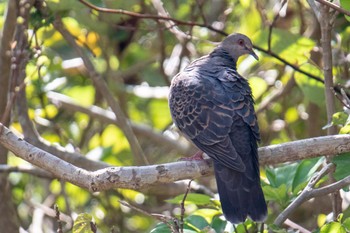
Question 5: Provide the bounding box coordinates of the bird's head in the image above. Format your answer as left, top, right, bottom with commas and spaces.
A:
219, 33, 259, 61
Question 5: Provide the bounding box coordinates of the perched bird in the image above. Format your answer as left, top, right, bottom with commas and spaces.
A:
168, 33, 267, 224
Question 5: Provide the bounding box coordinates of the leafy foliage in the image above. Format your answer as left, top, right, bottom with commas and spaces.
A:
2, 0, 350, 232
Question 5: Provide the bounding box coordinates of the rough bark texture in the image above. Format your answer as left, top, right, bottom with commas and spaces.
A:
0, 1, 20, 232
1, 123, 350, 193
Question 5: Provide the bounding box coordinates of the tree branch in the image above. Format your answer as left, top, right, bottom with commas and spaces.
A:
1, 123, 350, 192
315, 0, 350, 17
274, 163, 334, 225
46, 91, 192, 155
52, 15, 149, 165
0, 165, 53, 179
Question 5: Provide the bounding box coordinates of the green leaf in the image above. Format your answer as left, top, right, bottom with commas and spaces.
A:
332, 112, 349, 126
185, 215, 209, 231
268, 223, 288, 233
340, 0, 350, 22
192, 208, 222, 224
262, 184, 289, 207
295, 63, 324, 107
150, 223, 171, 233
72, 213, 93, 233
342, 217, 350, 231
333, 153, 350, 181
166, 193, 212, 206
266, 163, 298, 188
248, 76, 268, 99
210, 216, 227, 233
340, 125, 350, 134
292, 157, 324, 194
254, 29, 315, 64
320, 221, 346, 233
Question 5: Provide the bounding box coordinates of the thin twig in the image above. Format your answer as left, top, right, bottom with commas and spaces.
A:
256, 75, 296, 114
180, 180, 193, 233
90, 221, 97, 233
274, 163, 334, 225
54, 204, 63, 233
284, 219, 311, 233
0, 165, 53, 178
315, 0, 350, 17
78, 0, 224, 36
76, 0, 333, 89
119, 200, 180, 232
268, 0, 288, 52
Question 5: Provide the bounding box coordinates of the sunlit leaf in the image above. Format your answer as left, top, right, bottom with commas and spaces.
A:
254, 29, 315, 64
332, 112, 349, 126
343, 217, 350, 231
192, 208, 222, 224
340, 125, 350, 134
320, 221, 346, 233
73, 213, 93, 233
318, 214, 327, 228
285, 107, 299, 123
249, 76, 268, 99
340, 0, 350, 21
166, 193, 212, 206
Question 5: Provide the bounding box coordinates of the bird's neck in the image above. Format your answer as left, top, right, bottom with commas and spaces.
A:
209, 47, 237, 70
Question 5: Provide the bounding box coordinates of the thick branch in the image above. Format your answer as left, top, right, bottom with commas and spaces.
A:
1, 123, 350, 192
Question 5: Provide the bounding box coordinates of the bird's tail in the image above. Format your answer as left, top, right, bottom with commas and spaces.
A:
213, 161, 267, 224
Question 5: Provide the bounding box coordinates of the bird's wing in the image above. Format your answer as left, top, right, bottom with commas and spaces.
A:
169, 70, 254, 172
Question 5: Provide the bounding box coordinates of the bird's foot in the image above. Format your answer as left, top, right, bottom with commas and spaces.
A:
178, 151, 204, 161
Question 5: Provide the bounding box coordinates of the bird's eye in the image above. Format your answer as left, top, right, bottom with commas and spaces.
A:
238, 39, 244, 46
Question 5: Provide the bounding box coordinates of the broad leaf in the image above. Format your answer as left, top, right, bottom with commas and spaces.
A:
72, 213, 93, 233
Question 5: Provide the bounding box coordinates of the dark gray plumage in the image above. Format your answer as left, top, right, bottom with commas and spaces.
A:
168, 33, 267, 224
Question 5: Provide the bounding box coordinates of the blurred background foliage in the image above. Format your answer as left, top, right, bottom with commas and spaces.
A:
2, 0, 350, 232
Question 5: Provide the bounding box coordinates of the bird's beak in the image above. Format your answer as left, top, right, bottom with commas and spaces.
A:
249, 49, 259, 60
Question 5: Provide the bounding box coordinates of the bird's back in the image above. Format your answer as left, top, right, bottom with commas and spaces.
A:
169, 46, 267, 224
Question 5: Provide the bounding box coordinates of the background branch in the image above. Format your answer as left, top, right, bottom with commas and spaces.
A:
47, 91, 192, 155
52, 16, 149, 165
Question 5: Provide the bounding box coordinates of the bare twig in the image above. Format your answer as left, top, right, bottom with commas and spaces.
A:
267, 0, 288, 52
0, 0, 16, 125
0, 165, 53, 178
180, 180, 193, 233
90, 221, 97, 233
54, 204, 63, 233
315, 0, 350, 17
77, 0, 224, 35
333, 88, 350, 109
256, 75, 296, 114
284, 219, 311, 233
308, 0, 341, 218
120, 200, 180, 232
